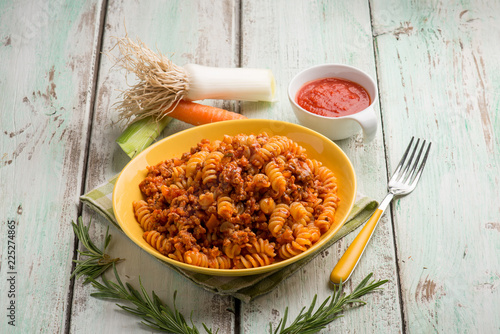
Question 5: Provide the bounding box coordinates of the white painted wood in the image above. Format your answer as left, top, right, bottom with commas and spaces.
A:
239, 0, 402, 332
0, 0, 104, 332
372, 0, 500, 332
69, 0, 239, 332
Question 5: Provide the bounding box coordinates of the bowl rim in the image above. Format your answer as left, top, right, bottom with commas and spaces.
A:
287, 63, 378, 121
112, 119, 357, 276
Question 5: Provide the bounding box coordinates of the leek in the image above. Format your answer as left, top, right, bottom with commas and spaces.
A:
116, 116, 171, 158
111, 35, 275, 123
183, 63, 275, 102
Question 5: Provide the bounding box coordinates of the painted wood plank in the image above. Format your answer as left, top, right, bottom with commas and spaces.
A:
239, 0, 402, 332
69, 0, 240, 332
0, 0, 104, 332
372, 0, 500, 332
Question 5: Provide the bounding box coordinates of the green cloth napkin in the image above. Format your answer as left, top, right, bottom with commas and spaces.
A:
80, 176, 377, 303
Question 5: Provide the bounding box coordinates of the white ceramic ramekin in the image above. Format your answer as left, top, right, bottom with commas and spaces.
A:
288, 64, 378, 142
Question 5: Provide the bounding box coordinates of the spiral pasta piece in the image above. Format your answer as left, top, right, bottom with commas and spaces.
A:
143, 230, 171, 254
278, 224, 314, 259
251, 136, 289, 166
186, 151, 209, 178
217, 196, 234, 219
293, 224, 313, 249
263, 136, 289, 158
290, 202, 310, 226
184, 249, 209, 267
307, 223, 321, 243
199, 192, 215, 210
168, 249, 185, 262
252, 173, 270, 190
268, 203, 290, 237
234, 253, 274, 269
209, 255, 232, 269
223, 242, 242, 259
133, 200, 156, 231
318, 166, 337, 191
171, 166, 188, 189
197, 252, 233, 269
265, 160, 286, 196
231, 134, 252, 159
247, 238, 276, 257
202, 151, 224, 184
315, 207, 336, 233
306, 159, 322, 174
321, 192, 339, 209
279, 241, 306, 259
286, 138, 306, 155
259, 197, 276, 215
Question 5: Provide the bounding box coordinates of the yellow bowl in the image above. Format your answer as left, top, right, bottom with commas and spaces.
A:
113, 119, 357, 276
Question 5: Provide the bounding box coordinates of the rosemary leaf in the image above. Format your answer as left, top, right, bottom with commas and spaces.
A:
72, 217, 386, 334
91, 259, 203, 332
270, 273, 388, 334
70, 217, 122, 283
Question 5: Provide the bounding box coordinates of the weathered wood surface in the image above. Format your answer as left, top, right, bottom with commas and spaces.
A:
239, 0, 402, 333
372, 0, 500, 332
1, 0, 499, 333
0, 0, 104, 333
69, 0, 238, 333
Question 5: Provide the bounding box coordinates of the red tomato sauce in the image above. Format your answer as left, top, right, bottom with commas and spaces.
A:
296, 77, 371, 117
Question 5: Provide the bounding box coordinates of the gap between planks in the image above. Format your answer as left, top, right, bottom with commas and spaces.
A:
369, 0, 407, 332
64, 0, 109, 333
64, 1, 245, 333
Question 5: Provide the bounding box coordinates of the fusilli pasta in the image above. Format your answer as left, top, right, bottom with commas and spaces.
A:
133, 133, 339, 270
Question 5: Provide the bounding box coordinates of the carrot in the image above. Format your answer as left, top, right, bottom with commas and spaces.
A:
116, 100, 247, 158
165, 100, 247, 125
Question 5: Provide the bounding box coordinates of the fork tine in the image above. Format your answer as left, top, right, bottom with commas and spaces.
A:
390, 137, 414, 182
409, 141, 432, 188
404, 139, 426, 184
398, 138, 420, 182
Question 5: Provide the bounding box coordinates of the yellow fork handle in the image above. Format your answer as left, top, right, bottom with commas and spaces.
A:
330, 208, 384, 284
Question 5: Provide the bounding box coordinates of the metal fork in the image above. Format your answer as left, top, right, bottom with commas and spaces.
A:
330, 137, 431, 284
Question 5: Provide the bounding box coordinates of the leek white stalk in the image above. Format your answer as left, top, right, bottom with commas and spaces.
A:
111, 36, 275, 123
183, 63, 275, 102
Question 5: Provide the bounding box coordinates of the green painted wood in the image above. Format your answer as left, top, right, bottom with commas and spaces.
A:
69, 0, 239, 332
239, 0, 402, 332
0, 0, 104, 333
3, 0, 498, 332
372, 0, 500, 332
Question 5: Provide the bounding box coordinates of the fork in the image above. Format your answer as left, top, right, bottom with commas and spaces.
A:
330, 137, 431, 284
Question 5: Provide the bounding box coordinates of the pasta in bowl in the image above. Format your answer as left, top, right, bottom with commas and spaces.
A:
113, 119, 356, 276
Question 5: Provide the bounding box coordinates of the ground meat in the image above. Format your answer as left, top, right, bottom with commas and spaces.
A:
133, 133, 339, 269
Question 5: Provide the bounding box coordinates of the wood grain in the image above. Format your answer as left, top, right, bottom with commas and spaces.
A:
3, 0, 499, 332
372, 0, 500, 332
0, 0, 103, 332
69, 0, 239, 332
239, 0, 402, 332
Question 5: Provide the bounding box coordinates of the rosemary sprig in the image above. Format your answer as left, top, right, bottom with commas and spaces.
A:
71, 217, 212, 334
90, 265, 212, 334
71, 217, 122, 284
270, 274, 388, 334
71, 217, 387, 334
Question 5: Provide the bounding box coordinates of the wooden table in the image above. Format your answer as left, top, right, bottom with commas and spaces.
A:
1, 1, 499, 333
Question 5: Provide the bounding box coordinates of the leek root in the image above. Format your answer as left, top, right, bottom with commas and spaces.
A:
111, 35, 275, 123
